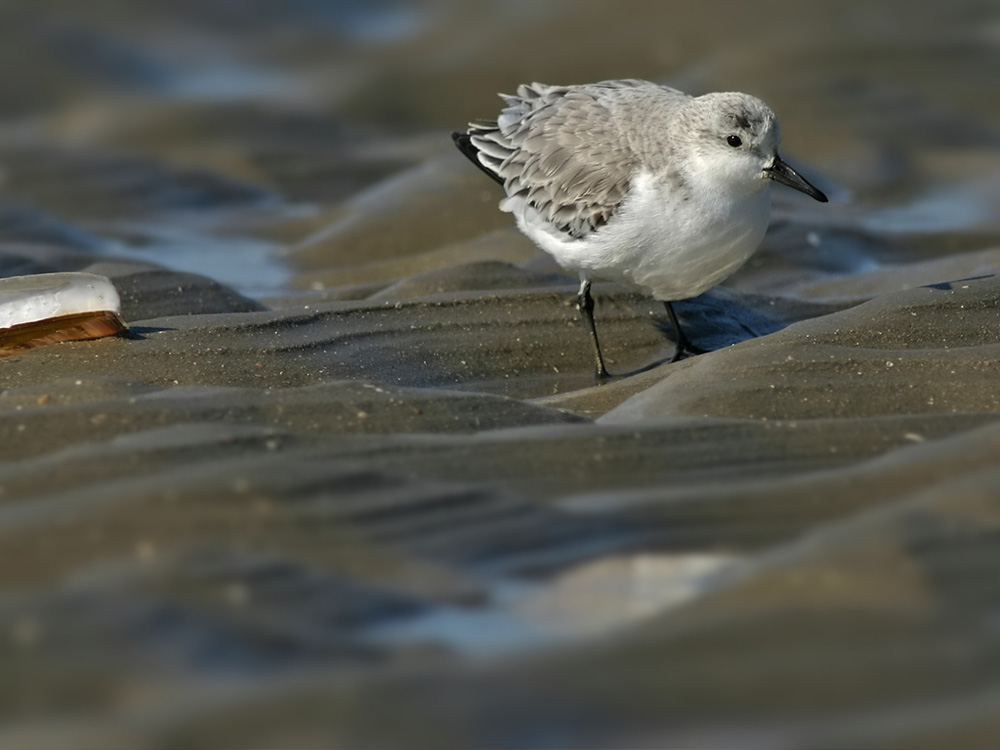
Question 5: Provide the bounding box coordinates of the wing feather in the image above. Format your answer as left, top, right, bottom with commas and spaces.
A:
458, 80, 669, 238
456, 80, 689, 238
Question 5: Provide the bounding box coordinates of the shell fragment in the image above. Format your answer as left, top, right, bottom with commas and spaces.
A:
0, 273, 128, 357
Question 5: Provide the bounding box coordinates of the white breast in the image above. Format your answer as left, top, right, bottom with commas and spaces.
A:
509, 170, 772, 301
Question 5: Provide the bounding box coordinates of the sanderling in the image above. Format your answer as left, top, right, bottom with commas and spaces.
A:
453, 79, 828, 379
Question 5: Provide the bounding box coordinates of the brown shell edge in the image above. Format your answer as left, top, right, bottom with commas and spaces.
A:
0, 311, 129, 358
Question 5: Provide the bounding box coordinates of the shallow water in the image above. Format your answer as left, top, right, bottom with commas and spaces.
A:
366, 552, 739, 656
4, 1, 1000, 747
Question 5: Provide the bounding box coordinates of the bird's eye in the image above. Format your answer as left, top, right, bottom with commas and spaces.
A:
727, 135, 742, 148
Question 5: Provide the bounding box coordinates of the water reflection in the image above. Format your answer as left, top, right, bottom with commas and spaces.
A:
368, 552, 738, 657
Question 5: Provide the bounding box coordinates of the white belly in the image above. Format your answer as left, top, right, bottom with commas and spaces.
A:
512, 170, 772, 301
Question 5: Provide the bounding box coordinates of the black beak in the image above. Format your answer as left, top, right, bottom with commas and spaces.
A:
764, 155, 828, 202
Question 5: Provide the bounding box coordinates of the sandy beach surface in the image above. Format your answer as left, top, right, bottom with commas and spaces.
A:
2, 1, 1000, 747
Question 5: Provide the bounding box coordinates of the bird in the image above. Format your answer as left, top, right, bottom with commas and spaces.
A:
452, 79, 828, 379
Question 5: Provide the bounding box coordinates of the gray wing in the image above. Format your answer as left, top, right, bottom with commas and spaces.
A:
465, 80, 669, 238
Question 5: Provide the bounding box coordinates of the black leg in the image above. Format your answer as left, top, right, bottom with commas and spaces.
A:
577, 280, 609, 380
664, 301, 705, 362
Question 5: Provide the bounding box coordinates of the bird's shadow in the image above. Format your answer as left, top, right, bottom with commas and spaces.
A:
924, 274, 993, 291
616, 292, 788, 378
123, 326, 175, 340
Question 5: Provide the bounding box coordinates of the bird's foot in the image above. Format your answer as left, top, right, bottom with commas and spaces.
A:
669, 337, 706, 363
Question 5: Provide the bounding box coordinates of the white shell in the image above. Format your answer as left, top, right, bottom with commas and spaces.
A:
0, 273, 122, 330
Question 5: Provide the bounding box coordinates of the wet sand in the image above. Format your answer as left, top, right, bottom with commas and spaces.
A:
3, 0, 1000, 747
